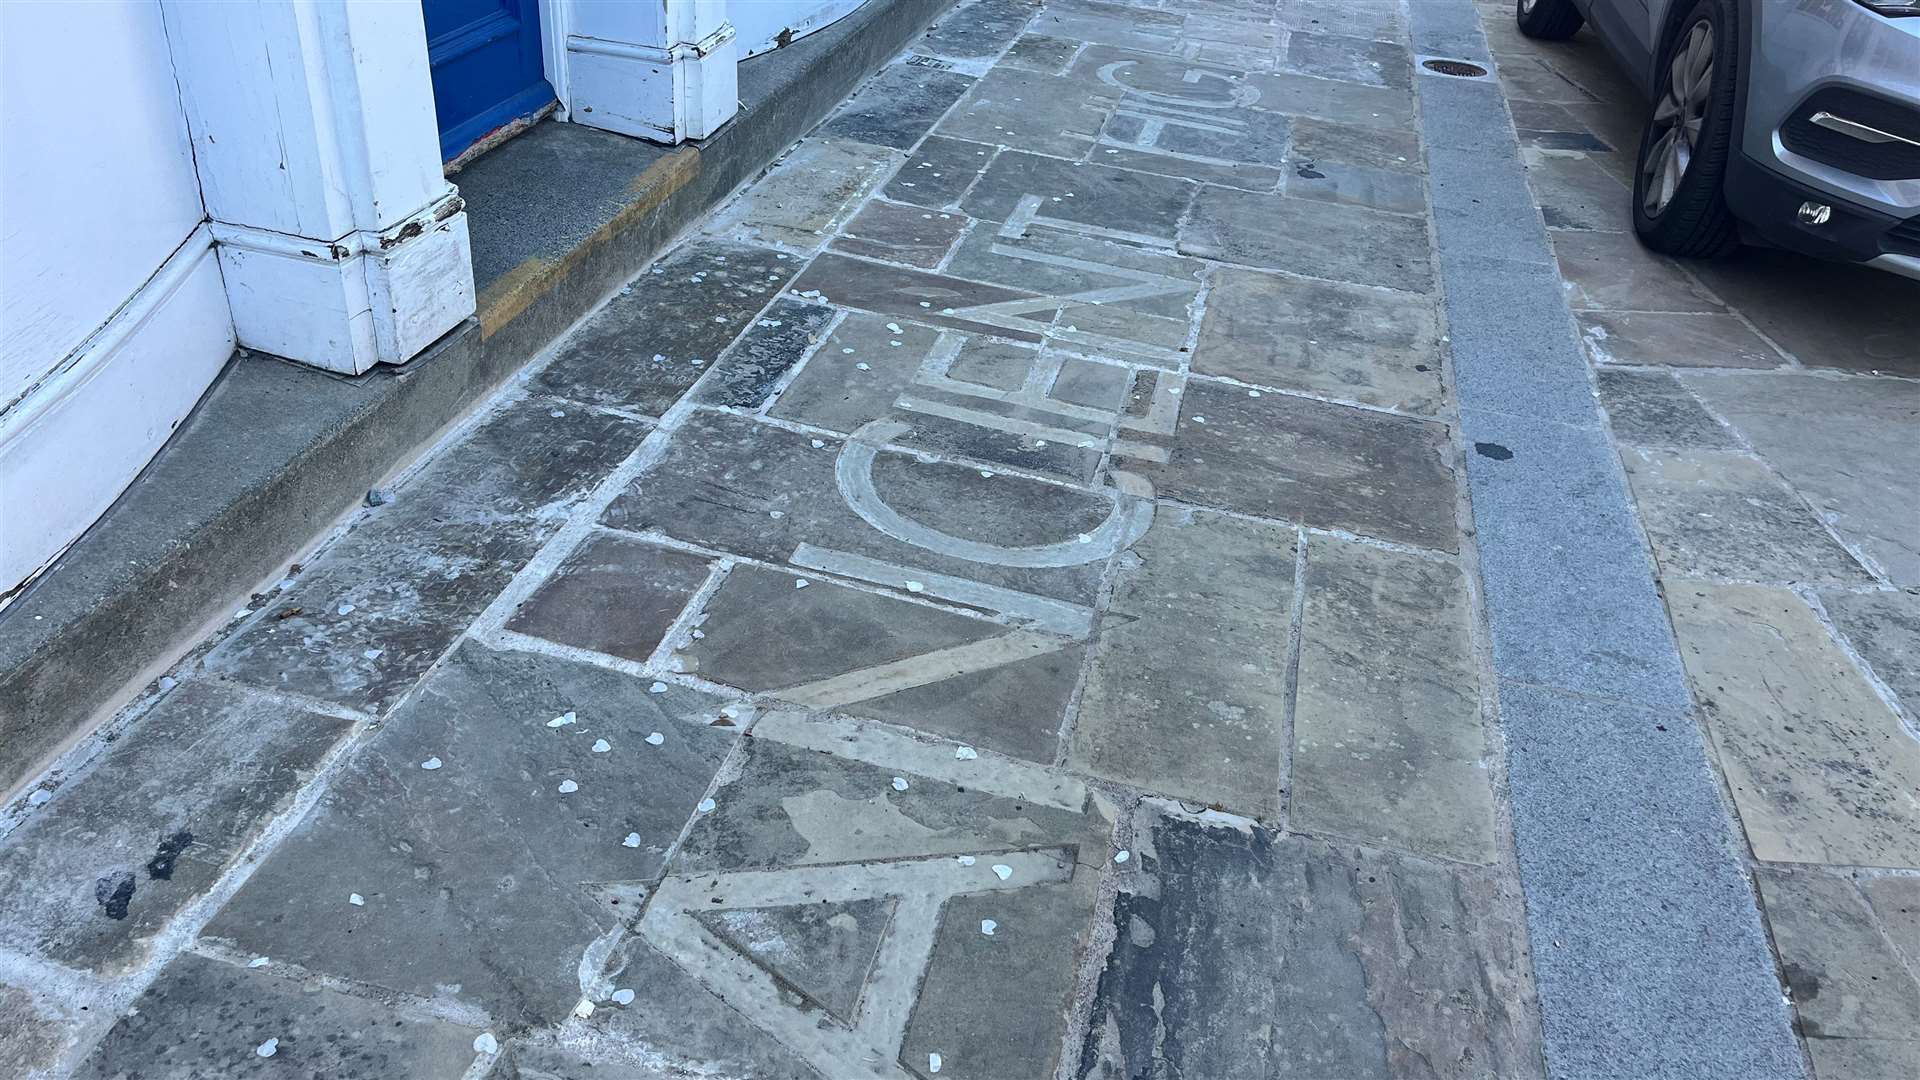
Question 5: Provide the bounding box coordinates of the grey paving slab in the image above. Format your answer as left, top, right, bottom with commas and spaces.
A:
73, 953, 479, 1079
1683, 371, 1920, 585
1621, 447, 1874, 585
0, 981, 78, 1077
1455, 407, 1691, 710
203, 398, 649, 714
1181, 186, 1434, 294
1028, 0, 1183, 54
1000, 32, 1081, 73
769, 311, 1107, 480
1281, 0, 1407, 42
1818, 588, 1920, 716
1686, 249, 1920, 376
1595, 368, 1740, 450
1577, 309, 1785, 368
504, 531, 710, 661
1077, 805, 1540, 1080
0, 681, 352, 977
1069, 509, 1295, 819
1282, 31, 1412, 89
881, 134, 998, 208
1758, 870, 1920, 1080
603, 409, 1112, 605
1861, 874, 1920, 967
918, 0, 1039, 61
1494, 55, 1600, 104
1419, 75, 1525, 156
961, 149, 1196, 240
1063, 45, 1290, 188
706, 137, 904, 249
791, 251, 1045, 343
1668, 582, 1920, 869
691, 296, 839, 409
698, 897, 895, 1022
817, 62, 978, 150
1526, 149, 1632, 231
1282, 156, 1427, 215
1294, 536, 1496, 865
1290, 116, 1422, 173
1245, 69, 1415, 128
1438, 254, 1602, 426
1428, 152, 1558, 270
1121, 379, 1459, 550
1496, 681, 1807, 1080
201, 643, 739, 1026
1552, 229, 1723, 313
829, 200, 968, 269
534, 240, 799, 413
935, 62, 1117, 158
1194, 268, 1446, 413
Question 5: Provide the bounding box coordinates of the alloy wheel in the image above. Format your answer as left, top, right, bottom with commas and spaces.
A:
1642, 22, 1714, 217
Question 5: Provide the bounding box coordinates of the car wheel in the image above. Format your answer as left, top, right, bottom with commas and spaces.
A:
1632, 0, 1740, 257
1516, 0, 1584, 40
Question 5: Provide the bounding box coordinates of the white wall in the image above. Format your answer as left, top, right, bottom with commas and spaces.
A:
0, 0, 235, 596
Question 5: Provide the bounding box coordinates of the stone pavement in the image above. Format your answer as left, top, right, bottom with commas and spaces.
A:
1, 1, 1913, 1078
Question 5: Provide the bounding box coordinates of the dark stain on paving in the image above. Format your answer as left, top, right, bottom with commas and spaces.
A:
95, 873, 136, 921
145, 830, 193, 881
692, 297, 838, 410
817, 63, 978, 150
1475, 441, 1514, 460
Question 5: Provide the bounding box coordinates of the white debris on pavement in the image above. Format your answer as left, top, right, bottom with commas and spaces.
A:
348, 893, 365, 906
623, 833, 642, 848
611, 988, 636, 1005
1114, 850, 1131, 864
980, 919, 997, 936
420, 757, 443, 770
646, 732, 665, 745
473, 1032, 499, 1055
955, 746, 978, 760
558, 779, 579, 793
992, 864, 1013, 881
592, 739, 612, 753
256, 1038, 278, 1058
547, 711, 577, 728
891, 776, 910, 791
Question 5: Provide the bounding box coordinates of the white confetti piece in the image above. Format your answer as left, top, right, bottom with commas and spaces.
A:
886, 322, 902, 333
955, 746, 978, 760
550, 409, 566, 418
980, 919, 997, 936
26, 790, 50, 807
929, 1052, 943, 1073
649, 682, 668, 694
653, 354, 666, 363
646, 731, 665, 745
574, 999, 596, 1019
1248, 390, 1262, 397
698, 798, 717, 813
918, 301, 931, 308
795, 578, 810, 589
558, 780, 579, 793
349, 893, 365, 906
889, 340, 902, 348
547, 711, 577, 728
904, 580, 925, 592
856, 362, 871, 370
1192, 416, 1207, 425
234, 608, 253, 620
979, 470, 993, 478
611, 988, 636, 1006
623, 832, 642, 848
991, 864, 1013, 881
248, 956, 269, 968
474, 1032, 499, 1055
957, 855, 976, 866
420, 757, 443, 771
256, 1038, 279, 1058
1114, 849, 1131, 864
336, 603, 355, 615
891, 776, 910, 791
592, 739, 612, 753
842, 347, 855, 353
362, 649, 384, 660
810, 439, 825, 448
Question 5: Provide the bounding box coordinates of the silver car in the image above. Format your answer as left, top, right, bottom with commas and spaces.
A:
1518, 0, 1920, 278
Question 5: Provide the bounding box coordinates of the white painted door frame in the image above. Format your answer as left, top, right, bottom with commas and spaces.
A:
160, 0, 477, 376
540, 0, 740, 143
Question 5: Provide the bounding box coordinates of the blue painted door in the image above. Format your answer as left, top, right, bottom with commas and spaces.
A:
423, 0, 555, 161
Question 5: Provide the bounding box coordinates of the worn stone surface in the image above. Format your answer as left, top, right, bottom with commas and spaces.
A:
0, 982, 80, 1077
74, 953, 478, 1079
1525, 149, 1631, 231
1861, 874, 1920, 966
505, 532, 710, 661
830, 200, 968, 269
0, 682, 349, 977
692, 296, 839, 409
882, 134, 998, 208
936, 62, 1117, 158
1683, 371, 1920, 585
203, 399, 650, 713
1078, 806, 1540, 1080
1070, 509, 1293, 819
1622, 448, 1872, 585
791, 251, 1045, 343
698, 898, 895, 1023
534, 240, 799, 412
202, 644, 738, 1026
1596, 368, 1738, 450
817, 62, 977, 150
1195, 269, 1445, 412
1758, 870, 1920, 1080
962, 149, 1196, 239
1068, 46, 1292, 188
1122, 379, 1459, 550
1182, 186, 1433, 293
1286, 31, 1410, 88
1247, 69, 1414, 128
1688, 248, 1920, 376
1282, 155, 1427, 215
918, 0, 1039, 61
1552, 229, 1721, 312
706, 138, 903, 249
1668, 582, 1920, 868
1818, 588, 1920, 715
1576, 310, 1782, 368
1292, 116, 1421, 173
1294, 537, 1495, 864
1001, 31, 1081, 73
603, 409, 1113, 605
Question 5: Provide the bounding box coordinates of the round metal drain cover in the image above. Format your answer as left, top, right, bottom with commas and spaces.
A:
1422, 58, 1489, 78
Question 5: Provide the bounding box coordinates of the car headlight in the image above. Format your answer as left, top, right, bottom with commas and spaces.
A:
1855, 0, 1920, 16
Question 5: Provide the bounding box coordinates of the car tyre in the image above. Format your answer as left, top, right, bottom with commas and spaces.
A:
1632, 0, 1740, 257
1516, 0, 1584, 40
